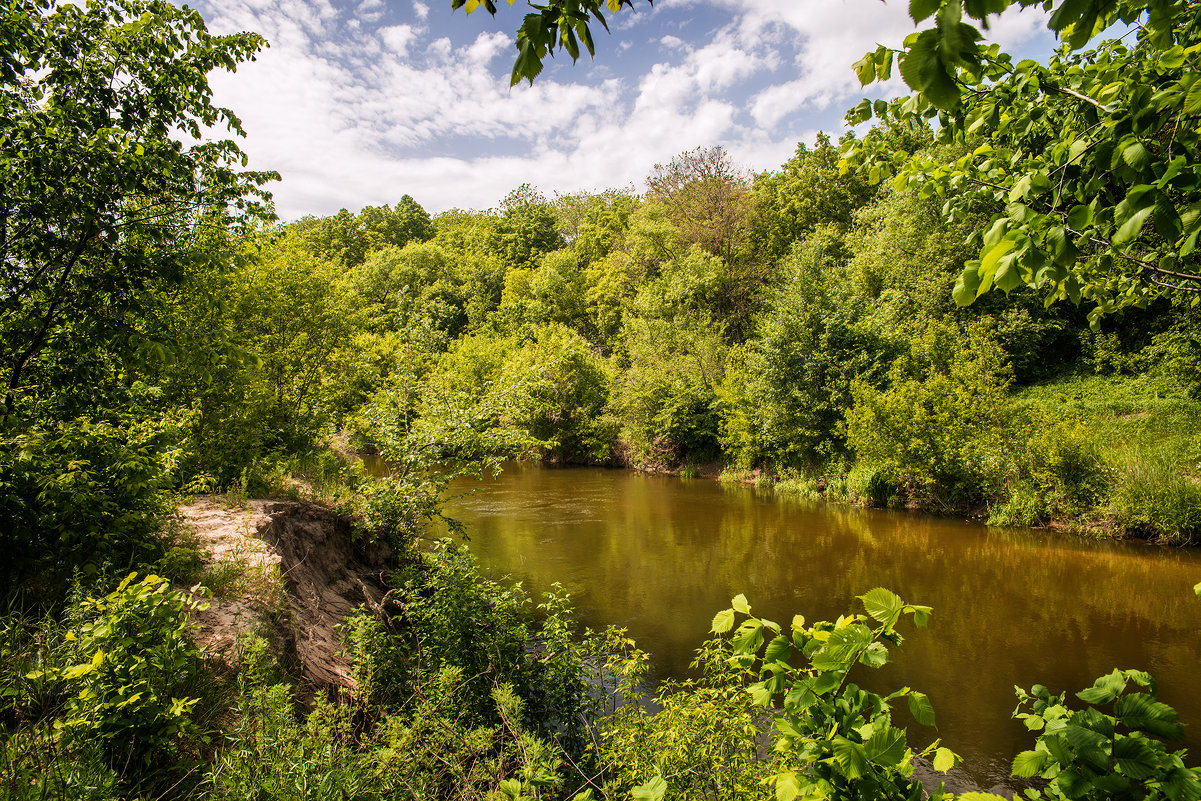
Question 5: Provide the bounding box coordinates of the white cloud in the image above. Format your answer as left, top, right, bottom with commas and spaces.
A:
195, 0, 1060, 219
379, 24, 416, 55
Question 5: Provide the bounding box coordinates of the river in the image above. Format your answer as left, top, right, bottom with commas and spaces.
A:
432, 462, 1201, 789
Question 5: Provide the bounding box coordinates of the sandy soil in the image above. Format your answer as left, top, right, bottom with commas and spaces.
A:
175, 497, 394, 692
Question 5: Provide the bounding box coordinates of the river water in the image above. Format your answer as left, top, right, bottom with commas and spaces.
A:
432, 463, 1201, 788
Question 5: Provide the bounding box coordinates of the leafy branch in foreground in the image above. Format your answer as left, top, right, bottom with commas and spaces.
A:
711, 588, 957, 801
452, 0, 652, 86
1004, 669, 1201, 801
844, 0, 1201, 319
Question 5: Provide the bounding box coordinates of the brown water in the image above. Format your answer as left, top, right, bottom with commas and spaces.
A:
432, 463, 1201, 789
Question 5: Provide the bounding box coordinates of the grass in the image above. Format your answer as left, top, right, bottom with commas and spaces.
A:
1013, 372, 1201, 467
1012, 371, 1201, 542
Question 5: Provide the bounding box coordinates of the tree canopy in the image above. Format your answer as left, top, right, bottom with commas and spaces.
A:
0, 0, 275, 421
465, 0, 1201, 318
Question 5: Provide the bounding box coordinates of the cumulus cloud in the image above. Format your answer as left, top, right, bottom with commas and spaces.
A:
194, 0, 1059, 219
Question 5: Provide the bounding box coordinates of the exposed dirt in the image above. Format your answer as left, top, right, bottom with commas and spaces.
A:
176, 497, 394, 692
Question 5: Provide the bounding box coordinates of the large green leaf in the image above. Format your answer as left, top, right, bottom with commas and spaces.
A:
1114, 692, 1184, 740
1077, 669, 1127, 705
933, 746, 957, 772
1113, 735, 1160, 780
1012, 749, 1048, 778
859, 587, 904, 625
631, 774, 667, 801
907, 691, 936, 727
899, 29, 961, 109
953, 261, 982, 306
909, 0, 941, 23
865, 725, 908, 767
832, 736, 870, 780
1113, 187, 1157, 245
775, 771, 801, 801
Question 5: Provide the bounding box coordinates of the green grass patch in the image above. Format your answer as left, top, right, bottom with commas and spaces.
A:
1012, 372, 1201, 468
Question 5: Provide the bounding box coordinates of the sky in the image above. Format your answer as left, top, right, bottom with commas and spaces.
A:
193, 0, 1058, 221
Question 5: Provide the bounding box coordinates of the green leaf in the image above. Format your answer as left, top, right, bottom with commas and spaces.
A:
1113, 190, 1157, 245
994, 250, 1024, 293
909, 0, 941, 23
1122, 141, 1152, 171
764, 634, 792, 665
1194, 581, 1201, 599
750, 680, 774, 706
933, 746, 958, 772
631, 774, 667, 801
775, 771, 800, 801
954, 261, 982, 306
1113, 736, 1159, 780
865, 725, 908, 767
899, 29, 961, 109
1012, 749, 1048, 778
1155, 194, 1183, 242
1114, 692, 1184, 740
908, 690, 936, 727
1184, 76, 1201, 116
832, 737, 870, 780
854, 53, 876, 85
731, 620, 764, 654
711, 608, 735, 634
731, 593, 751, 614
1061, 724, 1110, 772
859, 587, 904, 625
1066, 203, 1093, 230
1077, 669, 1127, 705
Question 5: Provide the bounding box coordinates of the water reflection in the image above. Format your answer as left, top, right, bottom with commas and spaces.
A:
437, 463, 1201, 788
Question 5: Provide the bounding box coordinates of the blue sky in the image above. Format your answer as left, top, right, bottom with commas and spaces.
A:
194, 0, 1057, 220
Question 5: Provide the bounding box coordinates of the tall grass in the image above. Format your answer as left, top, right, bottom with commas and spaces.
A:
1112, 452, 1201, 544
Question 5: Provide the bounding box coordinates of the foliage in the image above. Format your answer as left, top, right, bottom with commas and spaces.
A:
724, 229, 897, 468
1, 573, 213, 798
1008, 669, 1201, 801
594, 632, 773, 801
0, 0, 274, 423
456, 0, 649, 86
708, 589, 955, 801
751, 134, 874, 265
845, 0, 1201, 317
845, 324, 1011, 511
0, 418, 170, 593
1112, 451, 1201, 543
615, 313, 726, 466
50, 573, 209, 768
292, 196, 434, 268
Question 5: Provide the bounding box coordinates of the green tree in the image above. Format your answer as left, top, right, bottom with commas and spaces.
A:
0, 0, 274, 422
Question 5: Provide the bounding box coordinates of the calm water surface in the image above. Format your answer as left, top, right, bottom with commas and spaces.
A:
435, 463, 1201, 788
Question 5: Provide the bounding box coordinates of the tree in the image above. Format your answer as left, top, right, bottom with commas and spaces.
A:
0, 0, 275, 422
646, 146, 751, 264
468, 0, 1201, 318
843, 0, 1201, 319
293, 196, 435, 268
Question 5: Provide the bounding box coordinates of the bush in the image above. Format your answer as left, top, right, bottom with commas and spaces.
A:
845, 324, 1010, 513
0, 418, 170, 594
51, 574, 209, 770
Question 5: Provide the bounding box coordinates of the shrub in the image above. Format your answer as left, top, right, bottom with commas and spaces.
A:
0, 419, 170, 593
50, 573, 209, 770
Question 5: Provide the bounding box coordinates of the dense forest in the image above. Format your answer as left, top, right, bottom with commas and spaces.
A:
3, 0, 1201, 799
